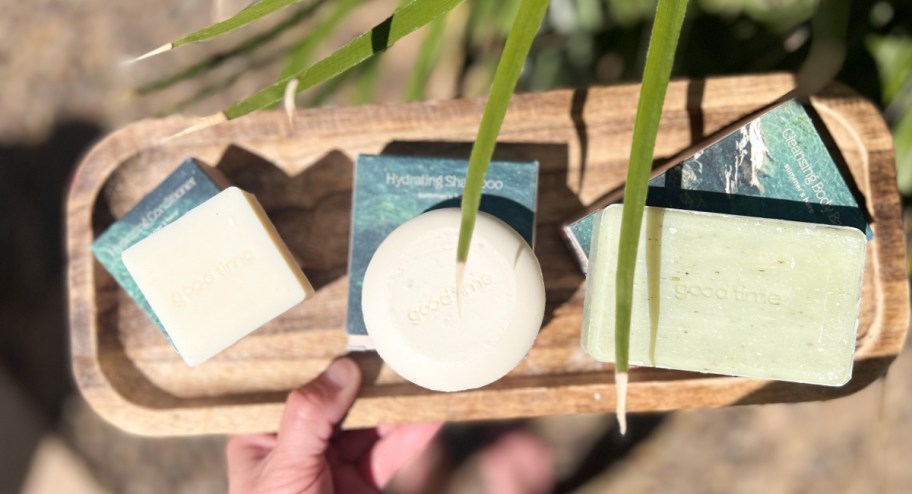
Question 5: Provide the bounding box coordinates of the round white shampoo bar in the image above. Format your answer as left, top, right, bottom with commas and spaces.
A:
362, 209, 545, 392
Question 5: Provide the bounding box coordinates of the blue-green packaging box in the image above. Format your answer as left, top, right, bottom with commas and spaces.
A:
92, 158, 226, 336
347, 154, 539, 349
562, 100, 871, 272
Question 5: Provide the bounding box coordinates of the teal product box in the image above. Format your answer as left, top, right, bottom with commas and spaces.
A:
562, 100, 871, 272
92, 158, 226, 336
346, 154, 539, 349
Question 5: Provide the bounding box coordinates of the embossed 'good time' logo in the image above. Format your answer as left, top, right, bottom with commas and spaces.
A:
171, 249, 255, 307
407, 273, 495, 325
673, 280, 782, 306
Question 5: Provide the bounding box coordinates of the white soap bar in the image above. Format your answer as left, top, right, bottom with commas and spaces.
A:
582, 205, 867, 386
122, 187, 314, 366
362, 209, 545, 392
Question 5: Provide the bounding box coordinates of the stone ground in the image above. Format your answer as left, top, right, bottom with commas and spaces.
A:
1, 1, 910, 493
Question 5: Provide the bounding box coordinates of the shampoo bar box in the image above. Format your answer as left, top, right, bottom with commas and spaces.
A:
564, 100, 870, 272
123, 187, 314, 366
92, 158, 226, 334
346, 154, 539, 349
582, 205, 867, 386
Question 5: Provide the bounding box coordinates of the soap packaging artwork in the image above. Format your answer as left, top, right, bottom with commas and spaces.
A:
562, 99, 871, 272
122, 187, 314, 366
346, 154, 540, 350
92, 158, 227, 336
581, 205, 866, 386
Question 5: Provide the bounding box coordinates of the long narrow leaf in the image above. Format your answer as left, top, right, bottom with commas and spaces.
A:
158, 47, 289, 115
130, 0, 303, 62
465, 0, 498, 43
353, 56, 383, 104
456, 0, 550, 263
405, 15, 447, 101
456, 0, 518, 97
279, 0, 360, 80
796, 0, 849, 96
138, 1, 323, 95
224, 0, 466, 119
176, 0, 300, 47
613, 0, 688, 432
307, 61, 362, 106
495, 0, 524, 37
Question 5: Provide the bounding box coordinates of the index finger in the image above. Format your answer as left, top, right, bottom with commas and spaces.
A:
359, 422, 443, 489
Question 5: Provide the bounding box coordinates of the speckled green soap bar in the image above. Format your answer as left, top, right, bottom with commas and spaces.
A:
582, 205, 867, 386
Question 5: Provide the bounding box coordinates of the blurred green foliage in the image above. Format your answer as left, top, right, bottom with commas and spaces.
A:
142, 0, 911, 195
867, 33, 912, 195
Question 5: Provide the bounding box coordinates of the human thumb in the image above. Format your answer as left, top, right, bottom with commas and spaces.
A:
272, 358, 362, 470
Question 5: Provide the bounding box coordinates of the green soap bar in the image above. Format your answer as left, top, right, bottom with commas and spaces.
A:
582, 205, 867, 386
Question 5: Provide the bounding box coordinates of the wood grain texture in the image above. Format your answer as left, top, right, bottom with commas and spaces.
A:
67, 73, 909, 436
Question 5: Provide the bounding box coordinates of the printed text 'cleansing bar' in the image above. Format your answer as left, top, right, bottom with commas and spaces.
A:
582, 206, 866, 386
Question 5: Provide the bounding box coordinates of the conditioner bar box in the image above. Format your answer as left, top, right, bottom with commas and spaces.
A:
92, 158, 227, 339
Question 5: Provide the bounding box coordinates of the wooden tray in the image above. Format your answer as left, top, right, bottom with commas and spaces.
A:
67, 73, 909, 436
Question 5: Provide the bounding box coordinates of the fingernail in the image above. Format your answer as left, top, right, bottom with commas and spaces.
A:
324, 358, 355, 390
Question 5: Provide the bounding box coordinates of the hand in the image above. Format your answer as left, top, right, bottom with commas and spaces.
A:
226, 358, 441, 494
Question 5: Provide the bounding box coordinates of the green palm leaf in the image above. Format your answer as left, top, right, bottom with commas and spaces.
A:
137, 1, 323, 94
455, 0, 550, 264
224, 0, 465, 119
613, 0, 688, 433
130, 0, 305, 62
405, 15, 447, 101
177, 0, 300, 46
278, 0, 361, 80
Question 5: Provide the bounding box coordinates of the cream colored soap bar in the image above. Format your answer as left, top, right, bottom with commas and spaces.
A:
123, 187, 314, 366
582, 205, 866, 386
362, 209, 545, 392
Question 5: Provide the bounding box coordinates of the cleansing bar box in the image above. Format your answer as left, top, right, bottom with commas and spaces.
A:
564, 100, 870, 272
582, 205, 867, 386
346, 154, 539, 349
92, 158, 226, 334
123, 187, 314, 366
